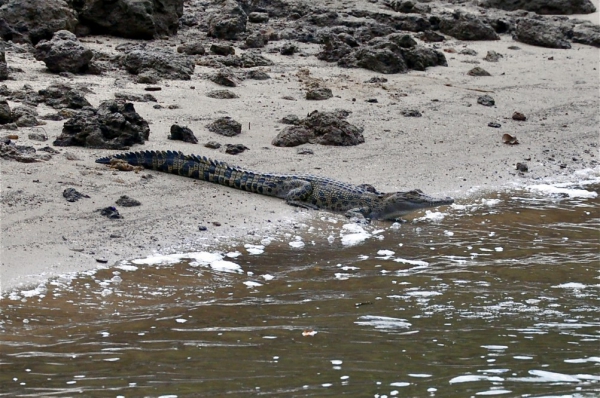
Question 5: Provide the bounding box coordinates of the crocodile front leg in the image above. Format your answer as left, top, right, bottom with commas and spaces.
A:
283, 180, 319, 210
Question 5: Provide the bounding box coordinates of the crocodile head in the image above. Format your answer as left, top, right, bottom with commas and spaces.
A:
371, 189, 454, 220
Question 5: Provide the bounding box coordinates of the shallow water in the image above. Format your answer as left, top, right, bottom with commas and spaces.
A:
1, 185, 599, 397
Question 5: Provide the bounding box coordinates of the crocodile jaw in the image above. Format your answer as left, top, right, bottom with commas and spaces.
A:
372, 190, 454, 220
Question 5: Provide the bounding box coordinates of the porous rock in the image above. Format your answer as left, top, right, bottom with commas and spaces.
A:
169, 124, 198, 144
513, 18, 571, 49
479, 0, 596, 14
439, 13, 499, 41
34, 30, 93, 74
207, 116, 242, 137
122, 48, 195, 80
0, 51, 8, 80
272, 110, 364, 147
207, 0, 247, 40
75, 0, 184, 39
54, 100, 150, 149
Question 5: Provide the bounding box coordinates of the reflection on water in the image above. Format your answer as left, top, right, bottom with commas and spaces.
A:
1, 187, 599, 397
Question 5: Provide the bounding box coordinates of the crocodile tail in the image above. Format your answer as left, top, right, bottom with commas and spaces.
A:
95, 150, 186, 170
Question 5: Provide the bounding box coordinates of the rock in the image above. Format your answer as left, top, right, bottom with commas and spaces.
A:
0, 0, 78, 44
280, 42, 298, 55
468, 66, 491, 76
516, 162, 528, 172
136, 71, 159, 84
38, 83, 92, 109
54, 100, 150, 149
122, 49, 195, 80
168, 124, 198, 144
0, 51, 7, 80
572, 22, 600, 47
248, 12, 269, 23
114, 92, 157, 102
461, 48, 478, 56
209, 68, 240, 87
63, 188, 89, 202
439, 13, 499, 41
297, 148, 314, 155
99, 206, 122, 219
115, 195, 141, 207
399, 108, 420, 117
245, 69, 270, 80
0, 141, 41, 162
387, 0, 431, 13
245, 32, 268, 48
34, 30, 94, 74
238, 52, 273, 68
210, 44, 235, 55
512, 111, 527, 121
306, 87, 333, 100
207, 116, 242, 137
76, 0, 183, 39
205, 141, 221, 149
340, 46, 408, 74
272, 110, 364, 147
206, 89, 239, 99
12, 106, 42, 127
401, 46, 448, 71
488, 122, 501, 128
0, 100, 13, 124
207, 0, 247, 40
365, 77, 388, 83
477, 95, 495, 106
417, 30, 445, 42
28, 131, 48, 141
513, 18, 571, 49
177, 42, 206, 55
225, 143, 249, 154
316, 34, 354, 62
388, 33, 417, 48
281, 114, 301, 125
484, 50, 503, 62
479, 0, 596, 14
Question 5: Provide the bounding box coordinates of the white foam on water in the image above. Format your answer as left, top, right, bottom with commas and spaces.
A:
244, 244, 265, 255
481, 345, 508, 351
261, 274, 274, 281
408, 374, 431, 378
226, 251, 242, 258
243, 281, 263, 288
390, 382, 410, 387
115, 264, 138, 271
331, 359, 343, 365
377, 250, 395, 256
415, 210, 446, 222
405, 291, 442, 297
355, 315, 411, 330
209, 260, 242, 273
449, 375, 504, 384
393, 258, 429, 266
289, 239, 305, 248
340, 223, 371, 246
551, 282, 590, 289
475, 389, 512, 396
508, 370, 581, 383
175, 319, 187, 323
527, 184, 598, 198
564, 356, 600, 364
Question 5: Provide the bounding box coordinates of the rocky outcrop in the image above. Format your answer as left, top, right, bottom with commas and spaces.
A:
479, 0, 596, 15
0, 51, 7, 80
54, 100, 150, 149
34, 30, 93, 74
513, 18, 571, 49
0, 0, 77, 44
272, 110, 364, 147
439, 13, 500, 41
122, 49, 195, 80
207, 0, 247, 39
572, 22, 600, 47
75, 0, 184, 39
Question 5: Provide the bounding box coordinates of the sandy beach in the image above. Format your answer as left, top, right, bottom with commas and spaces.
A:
1, 0, 598, 293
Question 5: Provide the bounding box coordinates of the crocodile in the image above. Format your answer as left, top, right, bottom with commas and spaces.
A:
96, 150, 454, 220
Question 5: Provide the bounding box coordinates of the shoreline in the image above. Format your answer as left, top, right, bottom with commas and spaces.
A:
1, 31, 599, 293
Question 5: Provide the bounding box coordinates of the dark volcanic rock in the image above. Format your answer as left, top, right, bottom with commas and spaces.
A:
401, 46, 448, 71
477, 95, 495, 106
206, 89, 239, 99
0, 0, 77, 44
513, 18, 571, 49
439, 13, 500, 41
116, 195, 141, 207
0, 51, 7, 80
177, 42, 206, 55
306, 87, 333, 100
272, 110, 364, 147
340, 46, 408, 74
484, 50, 503, 62
207, 116, 242, 137
12, 106, 42, 127
34, 30, 93, 74
63, 188, 89, 202
38, 84, 92, 109
387, 0, 431, 13
280, 42, 298, 55
54, 100, 150, 149
572, 22, 600, 47
209, 68, 240, 87
248, 12, 269, 23
468, 66, 491, 76
122, 49, 195, 80
168, 124, 198, 144
210, 44, 235, 55
0, 100, 13, 124
225, 143, 249, 154
207, 0, 247, 39
76, 0, 184, 39
245, 32, 268, 48
417, 30, 445, 42
114, 92, 157, 102
479, 0, 596, 14
245, 69, 270, 80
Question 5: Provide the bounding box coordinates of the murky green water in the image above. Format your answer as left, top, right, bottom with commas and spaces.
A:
1, 185, 599, 397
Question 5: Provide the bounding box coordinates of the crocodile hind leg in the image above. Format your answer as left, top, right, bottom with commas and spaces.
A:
283, 180, 319, 210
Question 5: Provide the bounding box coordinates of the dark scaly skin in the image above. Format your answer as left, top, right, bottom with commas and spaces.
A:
96, 151, 454, 220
